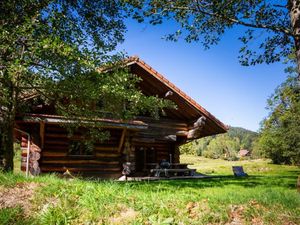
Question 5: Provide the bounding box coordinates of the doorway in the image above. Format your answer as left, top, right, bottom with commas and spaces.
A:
135, 146, 157, 172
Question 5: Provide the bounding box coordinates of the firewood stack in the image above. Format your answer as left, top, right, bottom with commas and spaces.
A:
29, 143, 41, 176
21, 137, 41, 176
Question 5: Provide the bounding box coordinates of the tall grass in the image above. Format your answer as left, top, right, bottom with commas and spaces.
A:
0, 156, 299, 224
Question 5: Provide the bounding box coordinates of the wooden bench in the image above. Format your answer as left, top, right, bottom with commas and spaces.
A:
150, 168, 196, 177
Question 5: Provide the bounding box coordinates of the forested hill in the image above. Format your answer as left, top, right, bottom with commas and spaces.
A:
227, 126, 258, 147
180, 126, 258, 160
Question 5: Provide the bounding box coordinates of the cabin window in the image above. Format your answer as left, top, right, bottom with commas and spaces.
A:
68, 141, 94, 156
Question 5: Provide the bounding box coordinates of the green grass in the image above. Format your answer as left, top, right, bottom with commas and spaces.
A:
181, 154, 300, 176
0, 155, 299, 225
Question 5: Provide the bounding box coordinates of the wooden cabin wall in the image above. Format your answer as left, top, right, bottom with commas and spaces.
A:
136, 117, 188, 138
132, 116, 187, 170
39, 124, 123, 177
16, 115, 188, 177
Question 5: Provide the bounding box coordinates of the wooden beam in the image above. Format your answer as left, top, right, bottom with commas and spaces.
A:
143, 148, 147, 171
94, 146, 118, 151
95, 152, 120, 158
40, 167, 121, 172
41, 160, 120, 165
132, 137, 156, 143
42, 152, 68, 157
118, 128, 127, 153
40, 121, 45, 149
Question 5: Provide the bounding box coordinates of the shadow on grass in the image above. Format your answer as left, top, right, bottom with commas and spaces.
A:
121, 174, 298, 190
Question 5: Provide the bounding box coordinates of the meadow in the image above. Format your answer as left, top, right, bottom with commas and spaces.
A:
0, 155, 299, 225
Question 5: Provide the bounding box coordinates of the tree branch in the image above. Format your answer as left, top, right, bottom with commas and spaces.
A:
161, 3, 294, 37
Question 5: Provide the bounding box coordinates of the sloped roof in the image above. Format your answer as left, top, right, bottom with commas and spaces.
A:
126, 56, 228, 136
239, 149, 250, 157
19, 56, 228, 137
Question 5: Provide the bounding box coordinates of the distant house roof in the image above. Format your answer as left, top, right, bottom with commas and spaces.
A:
239, 149, 250, 157
126, 56, 228, 137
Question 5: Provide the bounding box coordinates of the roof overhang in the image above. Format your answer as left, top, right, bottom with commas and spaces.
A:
16, 113, 148, 131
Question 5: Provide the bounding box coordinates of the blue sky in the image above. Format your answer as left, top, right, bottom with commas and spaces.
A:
118, 19, 288, 132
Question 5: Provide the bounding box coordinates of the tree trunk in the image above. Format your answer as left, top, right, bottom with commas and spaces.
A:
288, 0, 300, 79
0, 127, 3, 168
1, 119, 15, 171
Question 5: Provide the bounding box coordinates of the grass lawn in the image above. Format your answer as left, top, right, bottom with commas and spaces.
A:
0, 155, 299, 225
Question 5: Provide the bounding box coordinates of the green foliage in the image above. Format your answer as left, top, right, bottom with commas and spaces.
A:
180, 127, 258, 160
1, 157, 300, 225
0, 207, 35, 225
255, 74, 300, 165
0, 0, 172, 121
125, 0, 295, 67
179, 141, 204, 156
0, 1, 172, 170
227, 127, 258, 149
204, 135, 240, 160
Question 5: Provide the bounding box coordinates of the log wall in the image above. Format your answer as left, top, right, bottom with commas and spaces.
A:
39, 124, 124, 177
16, 116, 188, 177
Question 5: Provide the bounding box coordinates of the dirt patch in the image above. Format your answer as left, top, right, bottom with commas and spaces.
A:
40, 196, 60, 214
109, 205, 139, 225
226, 205, 245, 225
0, 182, 39, 215
186, 199, 210, 220
225, 201, 298, 225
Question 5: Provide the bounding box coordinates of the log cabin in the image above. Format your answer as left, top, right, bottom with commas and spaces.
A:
14, 56, 227, 178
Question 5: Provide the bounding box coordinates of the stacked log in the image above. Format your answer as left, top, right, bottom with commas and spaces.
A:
21, 137, 41, 176
20, 136, 28, 171
29, 143, 41, 175
40, 124, 122, 177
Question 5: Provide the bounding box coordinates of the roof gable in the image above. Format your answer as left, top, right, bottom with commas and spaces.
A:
127, 56, 228, 136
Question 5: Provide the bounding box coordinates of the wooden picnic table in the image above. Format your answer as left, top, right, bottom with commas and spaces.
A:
150, 168, 196, 177
145, 163, 192, 169
146, 163, 195, 177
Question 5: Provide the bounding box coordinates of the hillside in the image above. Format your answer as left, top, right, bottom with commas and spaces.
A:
180, 127, 258, 160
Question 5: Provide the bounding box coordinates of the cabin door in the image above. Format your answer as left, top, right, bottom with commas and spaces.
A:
135, 146, 156, 172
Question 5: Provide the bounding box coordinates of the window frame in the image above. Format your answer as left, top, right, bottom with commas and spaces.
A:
68, 140, 95, 158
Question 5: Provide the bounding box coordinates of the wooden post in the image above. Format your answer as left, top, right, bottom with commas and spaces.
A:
118, 128, 127, 153
173, 145, 180, 163
39, 121, 45, 150
143, 147, 147, 171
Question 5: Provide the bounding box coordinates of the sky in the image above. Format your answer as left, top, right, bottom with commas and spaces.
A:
117, 19, 288, 132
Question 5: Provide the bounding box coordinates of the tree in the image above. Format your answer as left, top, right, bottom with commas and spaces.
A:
0, 1, 171, 171
202, 135, 240, 160
255, 74, 300, 165
227, 127, 257, 150
125, 0, 300, 76
180, 127, 257, 158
